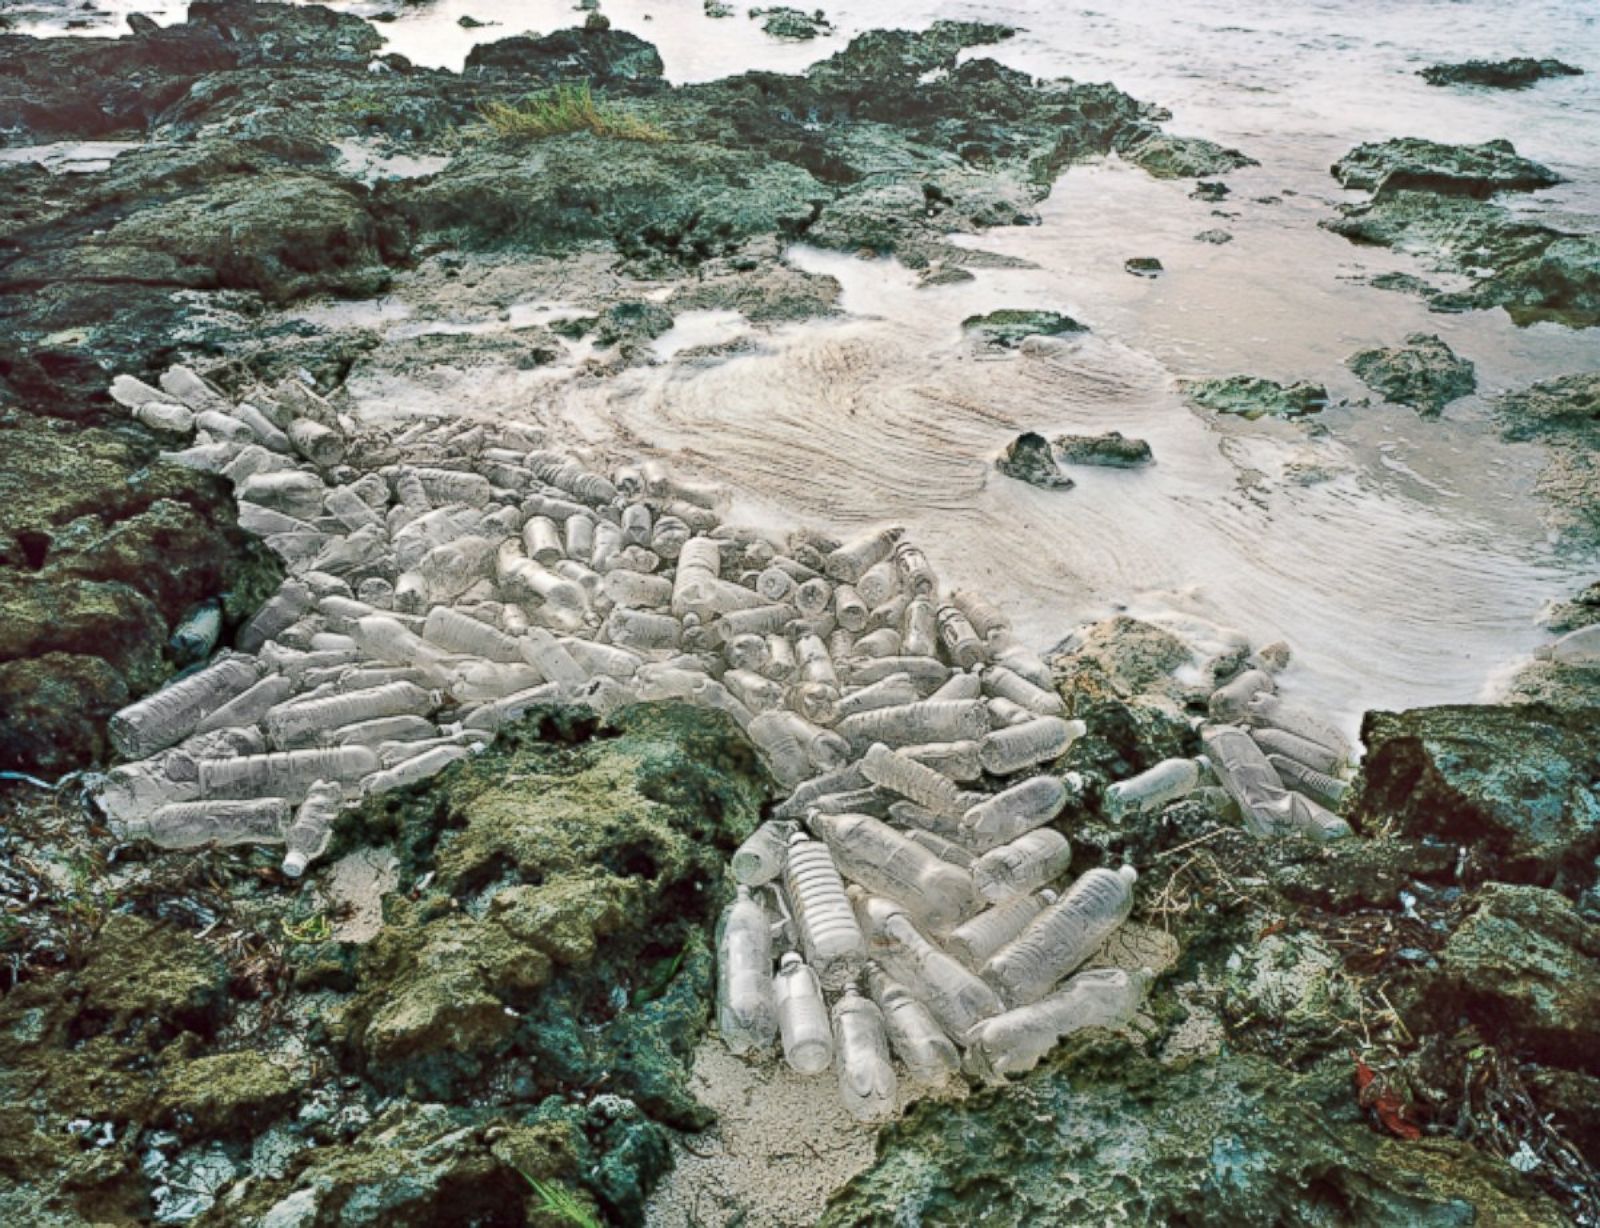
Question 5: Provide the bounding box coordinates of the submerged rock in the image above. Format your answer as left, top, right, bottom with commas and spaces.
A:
1346, 332, 1477, 416
1332, 137, 1564, 197
752, 6, 833, 39
463, 27, 665, 80
1116, 129, 1258, 179
962, 309, 1086, 350
1495, 372, 1600, 548
995, 431, 1075, 490
820, 1037, 1563, 1225
1420, 58, 1584, 90
1183, 375, 1329, 420
1194, 227, 1233, 244
1190, 180, 1230, 201
1054, 430, 1153, 467
1124, 256, 1163, 277
1352, 704, 1600, 887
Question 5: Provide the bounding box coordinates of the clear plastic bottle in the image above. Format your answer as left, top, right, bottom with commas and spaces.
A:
774, 762, 867, 820
288, 419, 345, 467
733, 819, 799, 885
891, 540, 937, 598
980, 665, 1065, 717
1104, 758, 1202, 819
854, 560, 898, 609
564, 514, 595, 564
832, 583, 868, 633
1244, 693, 1352, 763
825, 527, 902, 585
519, 627, 589, 687
936, 606, 987, 669
854, 894, 1002, 1041
1266, 754, 1349, 810
558, 637, 642, 680
282, 780, 342, 877
837, 699, 989, 750
521, 516, 564, 565
605, 608, 682, 653
1208, 668, 1275, 722
951, 590, 1010, 642
748, 712, 813, 789
1283, 792, 1354, 842
198, 746, 378, 802
900, 597, 938, 658
965, 967, 1153, 1082
109, 655, 264, 759
410, 466, 493, 508
194, 674, 296, 736
844, 655, 950, 689
834, 673, 920, 720
723, 668, 785, 713
756, 565, 796, 602
812, 812, 977, 933
793, 577, 833, 619
929, 672, 982, 702
603, 569, 674, 609
608, 545, 662, 576
986, 697, 1036, 728
860, 743, 965, 818
900, 740, 983, 782
973, 828, 1072, 902
772, 711, 850, 771
1250, 727, 1345, 775
325, 714, 437, 748
978, 717, 1085, 776
853, 628, 902, 659
121, 798, 290, 849
620, 502, 653, 547
651, 515, 691, 561
761, 634, 798, 682
806, 788, 888, 818
866, 964, 959, 1084
982, 865, 1139, 1006
783, 833, 867, 990
717, 886, 779, 1055
1201, 725, 1292, 837
945, 890, 1055, 969
446, 661, 546, 703
717, 604, 794, 641
265, 681, 436, 749
902, 827, 977, 869
237, 580, 314, 654
422, 606, 523, 662
360, 743, 472, 796
831, 986, 898, 1122
774, 952, 834, 1075
238, 471, 326, 520
962, 776, 1070, 846
868, 592, 911, 634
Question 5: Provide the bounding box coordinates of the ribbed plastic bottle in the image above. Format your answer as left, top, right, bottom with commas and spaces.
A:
982, 865, 1138, 1006
978, 717, 1084, 776
944, 889, 1055, 969
1250, 726, 1345, 775
973, 828, 1072, 902
854, 894, 1002, 1040
773, 952, 834, 1074
122, 798, 290, 849
1104, 758, 1202, 819
109, 655, 264, 759
935, 605, 987, 669
961, 776, 1069, 846
783, 833, 866, 990
837, 699, 989, 750
831, 986, 897, 1122
980, 665, 1066, 717
866, 964, 960, 1084
198, 746, 377, 802
812, 812, 976, 933
859, 743, 965, 819
265, 682, 436, 748
733, 819, 799, 886
282, 780, 342, 877
1244, 692, 1351, 762
1208, 668, 1275, 722
892, 540, 938, 598
717, 886, 779, 1054
825, 527, 901, 584
965, 967, 1153, 1082
951, 590, 1010, 643
1266, 755, 1348, 809
844, 655, 950, 689
899, 597, 938, 658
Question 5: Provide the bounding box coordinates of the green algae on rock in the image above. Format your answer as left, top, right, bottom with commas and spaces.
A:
1494, 373, 1600, 549
1420, 58, 1584, 90
1115, 128, 1258, 179
1054, 429, 1154, 467
1183, 375, 1329, 420
1347, 332, 1477, 417
961, 309, 1086, 350
752, 6, 833, 40
1332, 137, 1564, 197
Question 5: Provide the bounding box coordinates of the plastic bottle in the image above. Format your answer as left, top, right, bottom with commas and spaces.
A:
422, 606, 523, 662
563, 514, 595, 564
832, 583, 868, 633
837, 700, 989, 751
1540, 623, 1600, 665
804, 787, 887, 818
265, 682, 436, 748
962, 776, 1070, 846
1266, 754, 1349, 810
237, 581, 314, 654
831, 986, 898, 1121
762, 634, 798, 682
603, 569, 674, 609
929, 672, 982, 702
198, 746, 378, 802
1105, 758, 1202, 819
1244, 693, 1352, 763
717, 886, 779, 1054
446, 661, 546, 703
935, 606, 986, 669
980, 665, 1065, 717
773, 952, 834, 1074
1283, 792, 1354, 841
834, 674, 920, 720
891, 541, 937, 597
978, 717, 1085, 776
774, 762, 867, 819
756, 566, 796, 602
409, 467, 492, 508
859, 743, 965, 818
866, 964, 960, 1084
324, 714, 437, 748
896, 741, 980, 783
784, 833, 867, 989
902, 827, 977, 869
854, 894, 1002, 1040
722, 668, 784, 712
559, 638, 642, 680
282, 780, 341, 877
771, 711, 851, 771
518, 627, 589, 687
843, 655, 949, 689
360, 743, 472, 796
121, 798, 290, 849
900, 597, 938, 658
749, 712, 813, 789
986, 697, 1036, 728
945, 890, 1055, 969
109, 655, 264, 759
287, 419, 345, 467
605, 608, 682, 653
194, 674, 296, 736
973, 828, 1072, 902
982, 865, 1139, 1006
733, 819, 799, 886
651, 515, 691, 561
965, 967, 1153, 1082
1200, 725, 1293, 837
1208, 668, 1275, 722
852, 560, 896, 609
852, 628, 902, 659
951, 591, 1010, 642
812, 812, 977, 933
1249, 727, 1345, 775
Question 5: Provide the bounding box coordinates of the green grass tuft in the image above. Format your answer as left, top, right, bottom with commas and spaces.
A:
520, 1173, 601, 1228
479, 82, 669, 143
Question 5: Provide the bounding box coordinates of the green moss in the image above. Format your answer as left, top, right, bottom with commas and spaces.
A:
157, 1051, 300, 1138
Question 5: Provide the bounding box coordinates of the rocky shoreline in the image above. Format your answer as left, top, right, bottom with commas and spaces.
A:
2, 4, 1599, 1227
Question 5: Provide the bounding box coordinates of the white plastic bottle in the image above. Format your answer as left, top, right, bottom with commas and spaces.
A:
773, 952, 834, 1075
784, 833, 867, 990
717, 886, 779, 1054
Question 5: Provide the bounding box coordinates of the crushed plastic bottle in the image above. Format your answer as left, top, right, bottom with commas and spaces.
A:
965, 967, 1153, 1082
717, 886, 779, 1054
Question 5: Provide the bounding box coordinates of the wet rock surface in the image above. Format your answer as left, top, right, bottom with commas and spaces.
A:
1346, 332, 1477, 416
752, 6, 833, 40
1420, 58, 1584, 90
961, 309, 1086, 350
1183, 375, 1330, 420
1494, 372, 1600, 548
1115, 128, 1258, 179
1053, 430, 1153, 467
1333, 137, 1565, 197
994, 431, 1075, 490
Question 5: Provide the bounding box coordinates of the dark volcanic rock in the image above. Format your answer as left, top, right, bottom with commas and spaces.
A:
1115, 128, 1258, 179
1054, 430, 1153, 467
995, 431, 1075, 490
1184, 375, 1328, 420
753, 6, 833, 39
1352, 704, 1600, 888
463, 27, 665, 80
1194, 227, 1233, 244
1332, 137, 1564, 197
1124, 256, 1163, 277
962, 308, 1086, 349
1420, 58, 1584, 90
1346, 332, 1477, 416
1495, 373, 1600, 547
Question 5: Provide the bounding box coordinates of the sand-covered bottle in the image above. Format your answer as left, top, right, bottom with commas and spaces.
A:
718, 886, 778, 1054
982, 865, 1138, 1006
773, 952, 833, 1074
1208, 668, 1274, 722
866, 964, 960, 1084
831, 986, 897, 1122
783, 833, 866, 989
965, 967, 1153, 1082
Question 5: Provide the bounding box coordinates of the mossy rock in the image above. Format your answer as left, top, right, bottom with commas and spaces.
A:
157, 1051, 301, 1138
1347, 332, 1477, 416
1184, 374, 1329, 420
962, 309, 1086, 349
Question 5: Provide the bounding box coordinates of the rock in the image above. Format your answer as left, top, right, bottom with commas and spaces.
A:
1116, 128, 1258, 179
156, 1052, 300, 1139
1190, 180, 1230, 201
463, 28, 665, 80
1049, 615, 1197, 708
1421, 58, 1584, 90
1368, 270, 1437, 297
820, 1037, 1564, 1225
994, 432, 1075, 490
1495, 373, 1600, 548
1352, 704, 1600, 887
1413, 884, 1600, 1072
1221, 931, 1362, 1059
1054, 430, 1153, 467
753, 6, 833, 39
1269, 838, 1455, 912
1194, 228, 1233, 244
1183, 375, 1328, 420
962, 309, 1086, 350
1543, 581, 1600, 634
1346, 332, 1477, 416
1332, 138, 1564, 197
1124, 256, 1163, 277
593, 299, 675, 347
